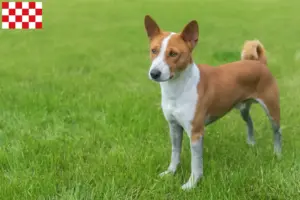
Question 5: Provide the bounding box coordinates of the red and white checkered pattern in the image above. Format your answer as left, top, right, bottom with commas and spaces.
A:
2, 2, 42, 29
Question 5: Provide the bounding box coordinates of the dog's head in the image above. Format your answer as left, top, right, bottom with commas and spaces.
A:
144, 15, 199, 82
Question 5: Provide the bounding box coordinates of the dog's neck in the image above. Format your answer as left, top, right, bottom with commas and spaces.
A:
160, 62, 200, 100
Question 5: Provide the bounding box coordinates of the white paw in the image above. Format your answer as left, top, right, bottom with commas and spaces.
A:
181, 180, 196, 190
181, 174, 202, 190
159, 164, 178, 177
159, 169, 175, 177
247, 139, 255, 146
274, 148, 282, 159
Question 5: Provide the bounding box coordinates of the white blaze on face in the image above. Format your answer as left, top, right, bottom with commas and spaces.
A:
149, 33, 175, 82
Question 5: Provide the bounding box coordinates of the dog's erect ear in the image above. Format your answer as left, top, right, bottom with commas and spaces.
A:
180, 20, 199, 49
144, 15, 161, 40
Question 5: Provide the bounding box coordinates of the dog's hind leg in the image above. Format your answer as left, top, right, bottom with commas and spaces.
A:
256, 87, 281, 157
240, 103, 255, 145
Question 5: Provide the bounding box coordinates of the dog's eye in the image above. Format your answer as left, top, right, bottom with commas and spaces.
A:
169, 51, 178, 57
151, 49, 158, 54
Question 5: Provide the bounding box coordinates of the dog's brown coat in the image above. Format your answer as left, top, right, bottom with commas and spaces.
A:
144, 15, 280, 143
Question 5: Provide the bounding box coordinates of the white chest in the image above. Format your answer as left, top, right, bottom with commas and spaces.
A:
159, 64, 200, 133
161, 94, 198, 132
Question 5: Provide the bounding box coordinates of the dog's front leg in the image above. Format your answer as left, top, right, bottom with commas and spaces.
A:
181, 130, 204, 190
159, 121, 183, 177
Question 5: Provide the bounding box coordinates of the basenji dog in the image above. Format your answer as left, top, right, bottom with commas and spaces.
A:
143, 15, 281, 190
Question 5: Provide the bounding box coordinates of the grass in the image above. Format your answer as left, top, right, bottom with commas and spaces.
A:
1, 0, 300, 199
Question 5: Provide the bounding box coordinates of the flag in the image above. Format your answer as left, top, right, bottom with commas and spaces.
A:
2, 2, 43, 29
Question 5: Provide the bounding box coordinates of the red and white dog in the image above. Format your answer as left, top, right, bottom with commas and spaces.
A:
144, 15, 281, 190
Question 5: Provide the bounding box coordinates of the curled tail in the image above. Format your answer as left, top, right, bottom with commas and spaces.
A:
241, 40, 267, 64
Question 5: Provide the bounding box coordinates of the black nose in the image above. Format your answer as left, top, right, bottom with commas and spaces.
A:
150, 69, 161, 79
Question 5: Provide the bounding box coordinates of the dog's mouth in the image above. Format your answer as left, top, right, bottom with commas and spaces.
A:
152, 74, 174, 82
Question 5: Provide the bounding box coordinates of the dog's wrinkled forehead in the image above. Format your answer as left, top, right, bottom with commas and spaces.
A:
149, 32, 173, 54
150, 32, 189, 55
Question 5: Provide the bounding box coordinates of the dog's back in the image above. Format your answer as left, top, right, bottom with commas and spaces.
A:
196, 40, 279, 125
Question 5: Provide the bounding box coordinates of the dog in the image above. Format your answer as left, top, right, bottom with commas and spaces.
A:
143, 15, 281, 190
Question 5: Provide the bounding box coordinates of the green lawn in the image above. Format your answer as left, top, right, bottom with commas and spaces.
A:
1, 0, 300, 199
